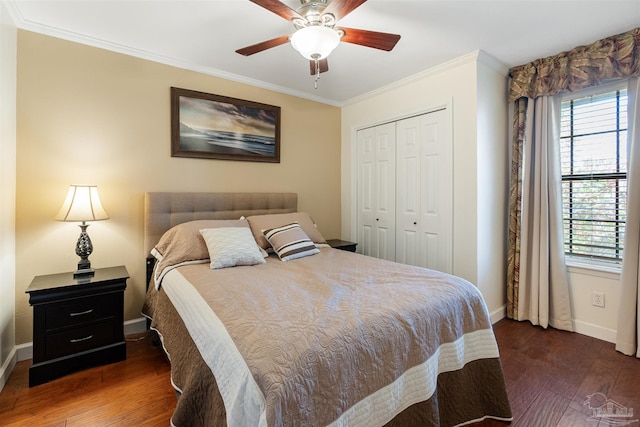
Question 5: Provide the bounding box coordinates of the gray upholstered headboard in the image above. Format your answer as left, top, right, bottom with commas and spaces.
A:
144, 192, 298, 255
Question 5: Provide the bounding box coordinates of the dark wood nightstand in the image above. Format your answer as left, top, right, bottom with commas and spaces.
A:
26, 265, 129, 387
327, 239, 358, 252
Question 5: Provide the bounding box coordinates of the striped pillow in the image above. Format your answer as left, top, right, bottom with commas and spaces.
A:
263, 222, 320, 261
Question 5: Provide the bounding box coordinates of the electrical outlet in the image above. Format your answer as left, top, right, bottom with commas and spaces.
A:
592, 291, 605, 308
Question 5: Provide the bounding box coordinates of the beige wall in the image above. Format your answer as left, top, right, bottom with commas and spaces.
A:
1, 1, 17, 377
15, 30, 342, 344
475, 58, 509, 318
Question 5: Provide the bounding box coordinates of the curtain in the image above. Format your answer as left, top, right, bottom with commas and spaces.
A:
506, 99, 526, 319
616, 78, 640, 358
507, 27, 640, 331
507, 96, 573, 330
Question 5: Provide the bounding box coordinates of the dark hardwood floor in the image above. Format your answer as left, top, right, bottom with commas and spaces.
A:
493, 319, 640, 427
1, 320, 639, 426
0, 332, 176, 426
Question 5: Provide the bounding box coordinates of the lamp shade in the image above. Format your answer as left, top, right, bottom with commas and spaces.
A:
290, 26, 341, 60
55, 185, 109, 222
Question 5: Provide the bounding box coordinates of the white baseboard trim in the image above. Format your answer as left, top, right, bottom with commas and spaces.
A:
124, 317, 148, 335
490, 305, 506, 325
488, 305, 617, 344
0, 346, 17, 392
573, 320, 617, 344
16, 342, 32, 362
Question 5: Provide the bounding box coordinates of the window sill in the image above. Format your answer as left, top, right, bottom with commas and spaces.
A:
566, 257, 621, 280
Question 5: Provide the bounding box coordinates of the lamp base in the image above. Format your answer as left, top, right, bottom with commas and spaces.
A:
74, 266, 95, 279
74, 222, 95, 279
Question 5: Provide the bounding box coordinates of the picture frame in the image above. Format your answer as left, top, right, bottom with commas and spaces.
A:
171, 87, 281, 163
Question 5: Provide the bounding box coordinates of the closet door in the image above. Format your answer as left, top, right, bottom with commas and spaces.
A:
396, 109, 452, 272
356, 123, 396, 261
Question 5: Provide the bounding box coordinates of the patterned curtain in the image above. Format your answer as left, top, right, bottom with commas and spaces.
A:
506, 27, 640, 320
509, 28, 640, 102
506, 98, 526, 320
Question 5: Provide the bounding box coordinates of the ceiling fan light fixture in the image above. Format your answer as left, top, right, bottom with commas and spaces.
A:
290, 25, 340, 60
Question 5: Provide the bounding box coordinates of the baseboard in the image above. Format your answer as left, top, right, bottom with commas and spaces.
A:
16, 342, 32, 362
573, 320, 617, 344
490, 305, 506, 325
488, 305, 617, 344
0, 346, 17, 393
124, 317, 147, 335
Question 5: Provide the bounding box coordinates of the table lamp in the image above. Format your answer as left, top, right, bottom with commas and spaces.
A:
55, 185, 109, 278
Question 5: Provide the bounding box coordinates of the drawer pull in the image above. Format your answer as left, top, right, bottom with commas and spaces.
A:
70, 335, 93, 343
69, 309, 94, 317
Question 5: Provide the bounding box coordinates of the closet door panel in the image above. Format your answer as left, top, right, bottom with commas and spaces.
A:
357, 123, 396, 261
418, 110, 452, 272
396, 116, 421, 265
357, 127, 376, 257
373, 123, 396, 261
397, 109, 452, 272
419, 119, 441, 269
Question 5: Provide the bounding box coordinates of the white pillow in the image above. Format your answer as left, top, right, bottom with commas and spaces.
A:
200, 227, 266, 269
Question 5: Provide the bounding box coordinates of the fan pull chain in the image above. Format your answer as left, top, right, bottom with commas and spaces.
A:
314, 58, 320, 90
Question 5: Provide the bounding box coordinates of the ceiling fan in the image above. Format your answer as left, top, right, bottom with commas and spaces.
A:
236, 0, 401, 81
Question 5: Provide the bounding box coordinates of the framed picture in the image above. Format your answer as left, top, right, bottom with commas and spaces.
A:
171, 87, 281, 163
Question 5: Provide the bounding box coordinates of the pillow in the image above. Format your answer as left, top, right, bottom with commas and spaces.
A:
152, 219, 249, 260
151, 219, 264, 288
152, 219, 267, 261
246, 212, 326, 250
263, 222, 320, 261
200, 227, 266, 269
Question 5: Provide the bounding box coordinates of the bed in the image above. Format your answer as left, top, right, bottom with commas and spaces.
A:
142, 192, 512, 427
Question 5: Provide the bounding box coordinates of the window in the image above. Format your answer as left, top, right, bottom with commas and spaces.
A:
560, 84, 627, 262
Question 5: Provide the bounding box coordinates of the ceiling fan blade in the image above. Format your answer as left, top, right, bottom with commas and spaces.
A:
309, 58, 329, 75
322, 0, 367, 21
339, 27, 401, 51
236, 35, 291, 56
249, 0, 303, 21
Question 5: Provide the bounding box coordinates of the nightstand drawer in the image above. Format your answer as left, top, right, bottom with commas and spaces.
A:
45, 293, 117, 330
45, 321, 115, 360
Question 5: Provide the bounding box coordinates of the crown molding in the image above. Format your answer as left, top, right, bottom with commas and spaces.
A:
7, 1, 342, 107
343, 51, 479, 106
343, 49, 510, 106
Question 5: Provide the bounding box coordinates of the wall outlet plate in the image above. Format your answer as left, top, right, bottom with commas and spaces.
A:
592, 291, 605, 308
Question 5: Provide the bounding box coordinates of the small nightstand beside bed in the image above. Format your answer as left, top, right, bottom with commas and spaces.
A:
26, 266, 129, 387
142, 192, 512, 427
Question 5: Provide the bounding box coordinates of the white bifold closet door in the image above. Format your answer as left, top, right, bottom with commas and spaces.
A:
356, 108, 452, 273
395, 109, 452, 273
356, 122, 396, 261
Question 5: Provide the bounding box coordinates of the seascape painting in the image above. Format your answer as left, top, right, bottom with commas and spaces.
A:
171, 87, 281, 163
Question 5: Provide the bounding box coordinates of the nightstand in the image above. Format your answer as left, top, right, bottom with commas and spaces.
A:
26, 265, 129, 387
327, 239, 358, 252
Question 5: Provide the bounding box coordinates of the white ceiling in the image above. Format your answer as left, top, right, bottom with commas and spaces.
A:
7, 0, 640, 105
